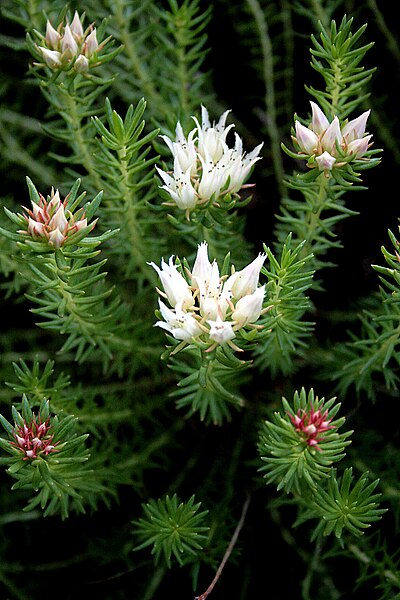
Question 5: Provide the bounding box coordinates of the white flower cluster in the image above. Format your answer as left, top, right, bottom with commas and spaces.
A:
293, 101, 372, 171
156, 106, 263, 215
149, 242, 267, 352
37, 11, 99, 73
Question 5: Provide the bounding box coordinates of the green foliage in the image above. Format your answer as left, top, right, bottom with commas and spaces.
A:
319, 228, 400, 399
133, 494, 210, 568
92, 97, 162, 280
154, 0, 213, 127
168, 344, 249, 425
254, 234, 315, 375
5, 358, 70, 407
304, 468, 387, 540
306, 16, 375, 119
0, 1, 399, 598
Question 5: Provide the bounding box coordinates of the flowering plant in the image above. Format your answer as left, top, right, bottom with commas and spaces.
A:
0, 3, 399, 599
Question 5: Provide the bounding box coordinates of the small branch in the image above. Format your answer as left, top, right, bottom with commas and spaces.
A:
194, 494, 251, 600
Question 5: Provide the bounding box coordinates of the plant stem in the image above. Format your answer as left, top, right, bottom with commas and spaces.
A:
114, 0, 163, 113
62, 83, 103, 191
246, 0, 285, 199
298, 173, 330, 260
194, 495, 251, 600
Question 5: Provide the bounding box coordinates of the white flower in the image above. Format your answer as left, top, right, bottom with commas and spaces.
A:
191, 242, 230, 319
159, 123, 197, 175
232, 285, 265, 327
149, 256, 194, 310
207, 316, 236, 344
156, 161, 197, 210
224, 135, 263, 194
156, 300, 202, 341
157, 105, 263, 211
150, 242, 266, 352
226, 253, 266, 300
193, 105, 234, 163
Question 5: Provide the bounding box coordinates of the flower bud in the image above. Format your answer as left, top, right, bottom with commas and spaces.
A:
45, 21, 61, 49
310, 101, 330, 135
83, 29, 99, 58
48, 228, 66, 248
341, 110, 370, 142
74, 54, 90, 73
70, 11, 84, 40
39, 47, 62, 69
61, 24, 79, 55
315, 151, 336, 171
320, 116, 342, 154
294, 121, 319, 154
347, 134, 373, 158
228, 253, 266, 300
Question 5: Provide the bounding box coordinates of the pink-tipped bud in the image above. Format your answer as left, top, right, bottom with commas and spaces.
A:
49, 205, 68, 233
30, 201, 46, 221
315, 151, 336, 171
39, 47, 62, 69
48, 228, 66, 248
15, 435, 26, 448
347, 134, 373, 158
83, 29, 98, 58
294, 121, 319, 154
70, 11, 84, 40
74, 54, 90, 73
61, 24, 78, 55
310, 101, 330, 135
28, 217, 46, 237
341, 110, 371, 142
45, 21, 61, 49
320, 116, 342, 154
47, 190, 61, 213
